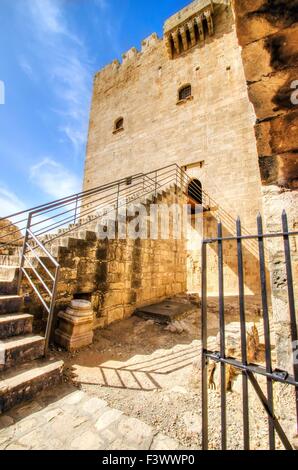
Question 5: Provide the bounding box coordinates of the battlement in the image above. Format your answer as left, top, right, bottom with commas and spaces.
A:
94, 33, 162, 81
94, 0, 228, 79
164, 0, 215, 59
164, 0, 213, 34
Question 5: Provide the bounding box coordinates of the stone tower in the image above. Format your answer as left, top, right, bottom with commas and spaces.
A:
84, 0, 262, 234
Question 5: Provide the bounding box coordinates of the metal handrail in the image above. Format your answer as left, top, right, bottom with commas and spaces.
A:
18, 226, 60, 353
0, 162, 235, 355
5, 166, 180, 354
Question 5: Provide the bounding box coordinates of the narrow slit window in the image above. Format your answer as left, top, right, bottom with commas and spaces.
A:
114, 117, 124, 132
179, 84, 192, 101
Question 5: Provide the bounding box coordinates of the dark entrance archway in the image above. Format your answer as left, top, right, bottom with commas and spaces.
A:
187, 178, 202, 205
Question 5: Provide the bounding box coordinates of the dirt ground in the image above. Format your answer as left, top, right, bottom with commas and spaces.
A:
50, 296, 297, 450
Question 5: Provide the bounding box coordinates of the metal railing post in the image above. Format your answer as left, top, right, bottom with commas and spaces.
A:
74, 195, 79, 224
17, 212, 32, 295
44, 265, 60, 355
116, 183, 120, 221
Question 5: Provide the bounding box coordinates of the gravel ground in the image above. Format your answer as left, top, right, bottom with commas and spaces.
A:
51, 296, 297, 450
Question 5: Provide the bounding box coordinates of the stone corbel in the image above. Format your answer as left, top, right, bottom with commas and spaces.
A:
204, 9, 214, 36
195, 15, 205, 42
165, 34, 173, 59
172, 30, 180, 55
179, 25, 188, 52
187, 20, 197, 48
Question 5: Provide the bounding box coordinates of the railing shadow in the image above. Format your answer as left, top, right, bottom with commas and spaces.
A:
70, 343, 199, 392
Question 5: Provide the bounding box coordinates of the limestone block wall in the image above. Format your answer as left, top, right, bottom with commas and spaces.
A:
23, 191, 187, 332
84, 1, 263, 236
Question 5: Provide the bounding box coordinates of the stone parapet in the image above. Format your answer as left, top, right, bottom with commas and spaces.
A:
164, 0, 215, 59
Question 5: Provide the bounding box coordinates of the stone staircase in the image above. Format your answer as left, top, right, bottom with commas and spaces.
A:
0, 182, 182, 413
0, 184, 179, 267
0, 275, 63, 414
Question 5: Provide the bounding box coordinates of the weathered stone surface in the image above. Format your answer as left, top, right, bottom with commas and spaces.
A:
0, 335, 45, 371
248, 68, 298, 120
0, 314, 33, 340
0, 295, 22, 315
95, 409, 123, 432
233, 0, 298, 46
0, 359, 63, 414
256, 110, 298, 158
117, 416, 154, 449
232, 0, 267, 18
259, 153, 298, 187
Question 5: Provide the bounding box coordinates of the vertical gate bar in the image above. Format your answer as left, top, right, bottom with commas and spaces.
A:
257, 214, 275, 450
218, 221, 227, 450
236, 217, 250, 450
282, 210, 298, 434
201, 241, 209, 450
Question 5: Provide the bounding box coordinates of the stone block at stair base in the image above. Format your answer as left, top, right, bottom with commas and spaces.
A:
55, 300, 94, 351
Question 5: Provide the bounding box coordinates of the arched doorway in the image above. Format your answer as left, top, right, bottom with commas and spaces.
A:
187, 178, 202, 205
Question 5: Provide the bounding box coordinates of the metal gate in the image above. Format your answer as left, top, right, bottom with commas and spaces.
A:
201, 211, 298, 450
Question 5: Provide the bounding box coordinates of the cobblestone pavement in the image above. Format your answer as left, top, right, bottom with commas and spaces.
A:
0, 386, 182, 450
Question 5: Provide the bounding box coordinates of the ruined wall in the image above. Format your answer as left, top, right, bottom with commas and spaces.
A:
0, 219, 23, 256
84, 1, 263, 236
232, 0, 298, 369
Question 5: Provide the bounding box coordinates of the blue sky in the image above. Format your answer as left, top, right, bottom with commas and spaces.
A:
0, 0, 189, 217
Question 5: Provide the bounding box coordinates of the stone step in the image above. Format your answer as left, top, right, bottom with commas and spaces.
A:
0, 314, 33, 340
0, 358, 63, 414
0, 267, 19, 295
0, 295, 23, 315
0, 335, 45, 371
0, 256, 20, 266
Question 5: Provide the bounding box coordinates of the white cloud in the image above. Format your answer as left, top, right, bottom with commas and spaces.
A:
30, 158, 81, 199
24, 0, 92, 155
0, 186, 26, 217
29, 0, 70, 37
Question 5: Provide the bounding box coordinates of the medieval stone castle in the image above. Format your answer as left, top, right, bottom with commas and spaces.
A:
0, 0, 297, 439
